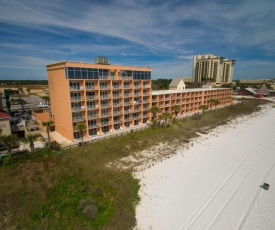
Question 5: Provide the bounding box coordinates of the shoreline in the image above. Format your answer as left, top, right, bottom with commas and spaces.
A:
134, 101, 275, 230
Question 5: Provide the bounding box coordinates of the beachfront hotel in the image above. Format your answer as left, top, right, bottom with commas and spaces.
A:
192, 54, 235, 83
47, 57, 232, 142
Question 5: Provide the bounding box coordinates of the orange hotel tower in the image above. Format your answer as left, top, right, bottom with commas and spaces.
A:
47, 57, 232, 141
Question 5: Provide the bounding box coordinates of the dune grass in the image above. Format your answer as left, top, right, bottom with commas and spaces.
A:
0, 98, 271, 229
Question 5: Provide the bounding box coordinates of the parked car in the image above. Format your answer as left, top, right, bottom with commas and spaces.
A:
17, 105, 29, 109
38, 103, 48, 108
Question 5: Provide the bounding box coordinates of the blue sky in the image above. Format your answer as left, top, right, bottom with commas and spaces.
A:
0, 0, 275, 80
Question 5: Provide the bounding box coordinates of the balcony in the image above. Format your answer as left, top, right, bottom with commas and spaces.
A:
70, 86, 83, 91
101, 113, 110, 117
143, 84, 150, 88
113, 103, 121, 107
101, 104, 111, 108
72, 106, 85, 111
143, 107, 149, 111
72, 116, 85, 121
124, 110, 132, 114
87, 105, 99, 110
133, 116, 141, 119
113, 94, 122, 98
143, 100, 150, 104
88, 123, 98, 128
134, 108, 141, 112
134, 85, 142, 88
100, 86, 111, 90
87, 114, 98, 119
86, 96, 98, 101
124, 85, 131, 88
143, 114, 150, 118
86, 86, 95, 90
100, 121, 109, 126
112, 85, 122, 89
124, 117, 133, 121
124, 101, 132, 105
70, 97, 84, 101
113, 119, 122, 124
113, 111, 122, 115
100, 95, 111, 99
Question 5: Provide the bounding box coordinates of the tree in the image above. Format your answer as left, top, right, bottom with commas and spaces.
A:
149, 106, 161, 121
42, 120, 54, 148
199, 105, 208, 114
74, 123, 87, 146
41, 96, 50, 105
159, 112, 173, 128
26, 88, 31, 95
0, 134, 19, 157
171, 105, 180, 117
18, 87, 24, 95
10, 98, 15, 105
24, 134, 38, 152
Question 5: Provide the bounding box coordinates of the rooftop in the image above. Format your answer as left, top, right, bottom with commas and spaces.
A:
152, 88, 229, 95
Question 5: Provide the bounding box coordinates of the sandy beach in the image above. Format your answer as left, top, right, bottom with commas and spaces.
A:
135, 102, 275, 230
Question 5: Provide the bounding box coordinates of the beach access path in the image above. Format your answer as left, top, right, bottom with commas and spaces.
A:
135, 103, 275, 230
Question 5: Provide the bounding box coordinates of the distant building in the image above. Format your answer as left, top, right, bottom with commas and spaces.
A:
0, 110, 11, 136
192, 54, 235, 83
169, 78, 186, 90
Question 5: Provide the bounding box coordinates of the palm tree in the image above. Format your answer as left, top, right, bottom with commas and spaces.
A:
199, 105, 208, 114
18, 87, 24, 95
74, 123, 87, 146
42, 120, 54, 148
159, 112, 173, 128
0, 134, 19, 157
24, 134, 38, 152
149, 106, 161, 121
26, 88, 31, 95
171, 105, 180, 117
41, 96, 50, 105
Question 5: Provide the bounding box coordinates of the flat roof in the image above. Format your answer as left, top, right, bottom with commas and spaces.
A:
0, 110, 11, 119
152, 88, 230, 95
46, 61, 151, 70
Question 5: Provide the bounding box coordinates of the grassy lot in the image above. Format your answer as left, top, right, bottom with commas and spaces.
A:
0, 98, 271, 229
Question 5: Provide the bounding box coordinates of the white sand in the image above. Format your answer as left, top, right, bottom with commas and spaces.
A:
135, 103, 275, 230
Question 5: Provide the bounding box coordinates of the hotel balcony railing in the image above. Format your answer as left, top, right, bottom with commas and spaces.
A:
165, 104, 170, 107
101, 104, 111, 108
171, 97, 176, 100
124, 85, 131, 88
119, 76, 133, 80
124, 101, 132, 105
88, 124, 98, 128
143, 84, 150, 88
134, 93, 140, 96
86, 96, 98, 100
113, 119, 122, 124
101, 113, 110, 117
113, 94, 122, 98
86, 86, 95, 90
87, 114, 98, 119
113, 111, 122, 115
134, 108, 141, 112
159, 98, 165, 101
124, 110, 132, 114
165, 98, 170, 101
100, 95, 111, 99
100, 86, 111, 90
113, 103, 121, 107
70, 97, 84, 101
143, 100, 150, 104
112, 85, 122, 89
134, 85, 142, 88
124, 117, 133, 121
152, 99, 158, 102
133, 116, 141, 119
72, 106, 85, 111
87, 105, 98, 110
143, 107, 149, 110
100, 122, 109, 126
124, 93, 132, 97
143, 114, 150, 118
72, 116, 85, 121
143, 92, 150, 95
70, 86, 83, 91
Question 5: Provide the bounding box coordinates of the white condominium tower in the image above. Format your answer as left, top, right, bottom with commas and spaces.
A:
192, 54, 235, 83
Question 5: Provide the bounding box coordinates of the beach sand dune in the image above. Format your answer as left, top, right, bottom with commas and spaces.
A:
135, 104, 275, 230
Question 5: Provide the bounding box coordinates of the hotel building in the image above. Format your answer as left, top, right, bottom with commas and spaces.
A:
47, 58, 232, 142
192, 54, 235, 83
